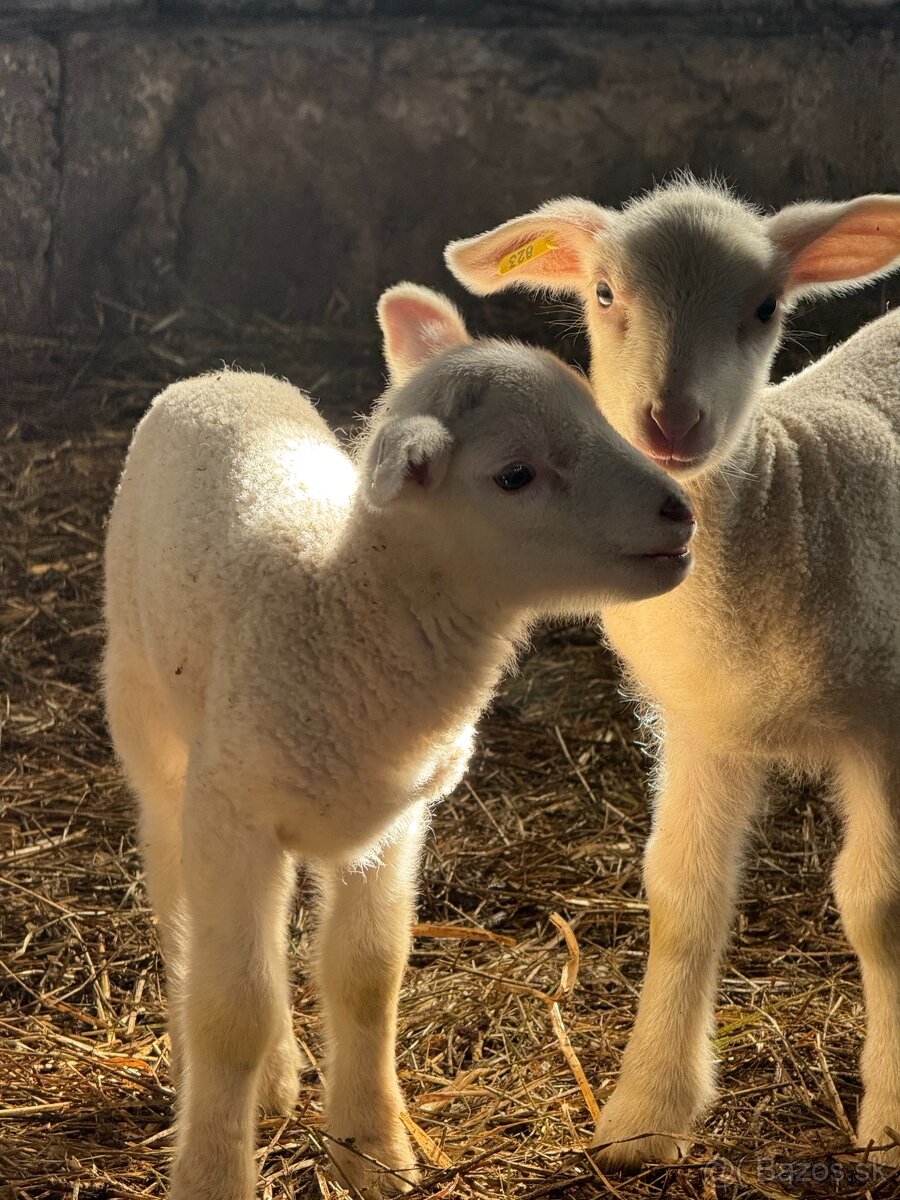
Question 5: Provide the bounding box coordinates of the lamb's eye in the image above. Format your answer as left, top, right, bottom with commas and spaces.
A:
493, 463, 536, 492
596, 281, 615, 308
756, 295, 778, 323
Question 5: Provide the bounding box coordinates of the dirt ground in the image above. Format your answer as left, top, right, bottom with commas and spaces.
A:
2, 305, 899, 1199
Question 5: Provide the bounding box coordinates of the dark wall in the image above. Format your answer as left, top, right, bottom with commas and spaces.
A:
1, 1, 898, 334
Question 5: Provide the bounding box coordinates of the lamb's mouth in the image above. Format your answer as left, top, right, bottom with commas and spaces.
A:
631, 546, 693, 566
647, 452, 702, 472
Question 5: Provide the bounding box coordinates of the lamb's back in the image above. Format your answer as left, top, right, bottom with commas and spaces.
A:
767, 307, 899, 439
752, 310, 900, 727
105, 371, 356, 711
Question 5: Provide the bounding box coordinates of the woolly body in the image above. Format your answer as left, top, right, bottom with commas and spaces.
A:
106, 371, 503, 863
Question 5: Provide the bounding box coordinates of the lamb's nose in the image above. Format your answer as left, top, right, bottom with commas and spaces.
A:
648, 404, 704, 448
660, 493, 695, 525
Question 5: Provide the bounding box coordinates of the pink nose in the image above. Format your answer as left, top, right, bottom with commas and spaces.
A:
645, 403, 704, 457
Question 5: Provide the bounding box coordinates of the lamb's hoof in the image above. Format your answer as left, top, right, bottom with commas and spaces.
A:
589, 1071, 705, 1172
327, 1132, 420, 1197
258, 1035, 304, 1117
170, 1153, 255, 1200
857, 1113, 900, 1167
589, 1127, 685, 1171
590, 1096, 692, 1171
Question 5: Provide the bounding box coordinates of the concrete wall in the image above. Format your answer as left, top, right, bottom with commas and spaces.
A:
1, 2, 898, 333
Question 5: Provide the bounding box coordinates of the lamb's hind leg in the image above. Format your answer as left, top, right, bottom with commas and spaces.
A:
104, 652, 189, 1076
257, 853, 303, 1118
105, 650, 299, 1113
592, 725, 765, 1168
313, 806, 426, 1197
833, 745, 900, 1165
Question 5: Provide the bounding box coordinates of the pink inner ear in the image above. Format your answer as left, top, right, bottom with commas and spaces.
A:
382, 293, 469, 374
791, 209, 900, 284
492, 237, 585, 279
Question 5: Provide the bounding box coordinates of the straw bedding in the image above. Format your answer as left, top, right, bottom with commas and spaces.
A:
2, 303, 897, 1199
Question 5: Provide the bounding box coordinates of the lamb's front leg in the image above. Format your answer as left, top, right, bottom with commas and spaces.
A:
313, 807, 426, 1197
834, 747, 900, 1165
170, 772, 295, 1200
592, 727, 764, 1168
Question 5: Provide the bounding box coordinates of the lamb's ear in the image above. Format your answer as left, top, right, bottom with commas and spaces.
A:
363, 415, 454, 508
768, 195, 900, 299
378, 283, 471, 386
445, 197, 609, 296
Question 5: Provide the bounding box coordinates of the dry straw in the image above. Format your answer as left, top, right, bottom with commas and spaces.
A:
2, 311, 897, 1198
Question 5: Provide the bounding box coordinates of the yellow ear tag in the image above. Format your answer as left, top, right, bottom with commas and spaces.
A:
498, 234, 557, 276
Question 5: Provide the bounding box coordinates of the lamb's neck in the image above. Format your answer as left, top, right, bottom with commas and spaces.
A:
682, 406, 781, 539
601, 400, 803, 744
335, 504, 529, 715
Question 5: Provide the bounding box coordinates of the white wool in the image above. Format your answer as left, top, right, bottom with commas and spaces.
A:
448, 181, 900, 1169
103, 284, 695, 1199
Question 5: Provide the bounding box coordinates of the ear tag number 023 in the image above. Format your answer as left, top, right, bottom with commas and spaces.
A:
498, 235, 557, 276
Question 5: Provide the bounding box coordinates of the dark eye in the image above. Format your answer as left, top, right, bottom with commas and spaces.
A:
756, 295, 778, 323
596, 281, 614, 308
493, 463, 536, 492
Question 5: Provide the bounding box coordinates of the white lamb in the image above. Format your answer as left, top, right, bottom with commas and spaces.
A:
446, 180, 900, 1167
103, 283, 697, 1199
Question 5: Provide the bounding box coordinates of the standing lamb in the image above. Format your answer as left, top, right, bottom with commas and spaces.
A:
446, 180, 900, 1167
103, 283, 696, 1200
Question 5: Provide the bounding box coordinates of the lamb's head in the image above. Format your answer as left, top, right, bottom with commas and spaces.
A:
359, 283, 696, 613
446, 178, 900, 477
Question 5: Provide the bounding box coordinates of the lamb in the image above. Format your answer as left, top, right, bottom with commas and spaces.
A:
102, 282, 697, 1200
446, 180, 900, 1168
